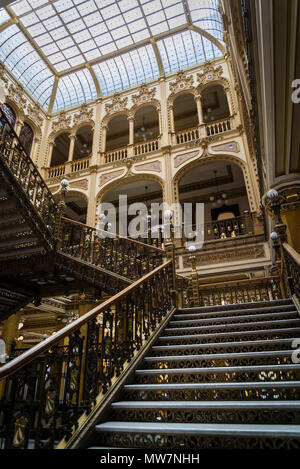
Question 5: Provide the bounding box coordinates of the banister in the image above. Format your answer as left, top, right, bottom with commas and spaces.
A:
62, 217, 166, 254
0, 108, 57, 210
0, 260, 172, 380
197, 275, 280, 289
283, 242, 300, 267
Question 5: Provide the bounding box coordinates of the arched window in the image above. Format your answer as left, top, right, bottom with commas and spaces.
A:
202, 85, 230, 123
74, 125, 93, 161
19, 122, 34, 156
173, 93, 198, 132
1, 103, 16, 128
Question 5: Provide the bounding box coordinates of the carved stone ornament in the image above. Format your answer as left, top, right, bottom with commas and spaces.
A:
52, 110, 72, 132
105, 92, 128, 115
69, 179, 88, 190
73, 103, 94, 126
131, 83, 156, 107
26, 103, 43, 126
212, 141, 240, 153
7, 83, 26, 109
174, 150, 199, 168
134, 160, 161, 173
99, 169, 125, 186
0, 63, 8, 85
169, 70, 194, 94
197, 61, 224, 86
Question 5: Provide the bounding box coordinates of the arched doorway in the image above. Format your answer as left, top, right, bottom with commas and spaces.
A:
51, 133, 70, 167
178, 160, 251, 242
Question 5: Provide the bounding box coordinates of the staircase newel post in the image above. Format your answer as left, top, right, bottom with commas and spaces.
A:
266, 189, 291, 298
188, 245, 200, 306
54, 179, 69, 250
163, 209, 177, 308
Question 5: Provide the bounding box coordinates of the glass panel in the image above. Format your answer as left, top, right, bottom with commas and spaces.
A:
92, 44, 159, 95
53, 68, 97, 112
157, 29, 222, 75
187, 0, 224, 42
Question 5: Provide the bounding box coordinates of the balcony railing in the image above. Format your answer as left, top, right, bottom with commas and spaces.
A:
134, 138, 159, 156
105, 146, 128, 163
175, 127, 199, 145
185, 275, 282, 307
205, 117, 232, 136
47, 157, 90, 179
132, 214, 254, 249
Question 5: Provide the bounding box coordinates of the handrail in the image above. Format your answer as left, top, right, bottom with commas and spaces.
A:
0, 259, 174, 448
283, 243, 300, 267
197, 275, 280, 289
0, 260, 171, 380
0, 108, 57, 231
62, 217, 165, 254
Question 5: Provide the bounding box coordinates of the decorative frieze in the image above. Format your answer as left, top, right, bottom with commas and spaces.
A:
212, 141, 240, 153
197, 62, 224, 86
174, 150, 199, 168
26, 103, 43, 127
105, 92, 128, 115
7, 83, 26, 110
99, 169, 125, 186
73, 103, 94, 127
52, 110, 72, 132
69, 179, 88, 190
131, 83, 156, 107
134, 160, 161, 173
169, 70, 194, 95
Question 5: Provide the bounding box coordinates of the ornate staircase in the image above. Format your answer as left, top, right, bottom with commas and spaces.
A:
90, 298, 300, 449
0, 108, 164, 323
0, 105, 300, 450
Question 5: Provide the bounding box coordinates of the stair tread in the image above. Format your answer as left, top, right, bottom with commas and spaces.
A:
136, 363, 300, 374
111, 401, 300, 409
159, 326, 300, 341
95, 421, 300, 436
153, 337, 297, 351
170, 311, 298, 325
144, 349, 294, 361
164, 318, 300, 333
174, 304, 296, 319
177, 299, 293, 313
124, 380, 300, 390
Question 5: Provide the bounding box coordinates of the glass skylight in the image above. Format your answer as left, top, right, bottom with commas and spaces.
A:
157, 29, 222, 75
0, 0, 224, 111
92, 44, 160, 96
0, 24, 54, 109
52, 68, 97, 112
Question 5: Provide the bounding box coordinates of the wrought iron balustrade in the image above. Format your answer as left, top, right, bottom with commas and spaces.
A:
131, 214, 254, 250
61, 218, 165, 280
184, 276, 282, 307
0, 108, 57, 235
0, 260, 173, 449
282, 243, 300, 299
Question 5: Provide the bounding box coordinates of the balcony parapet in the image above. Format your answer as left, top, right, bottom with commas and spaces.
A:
46, 156, 90, 180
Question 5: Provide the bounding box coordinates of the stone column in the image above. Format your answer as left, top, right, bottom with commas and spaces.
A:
159, 78, 169, 147
101, 124, 107, 154
48, 140, 54, 167
68, 133, 76, 162
195, 94, 203, 125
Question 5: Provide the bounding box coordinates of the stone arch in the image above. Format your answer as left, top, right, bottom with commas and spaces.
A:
197, 78, 236, 115
95, 173, 165, 227
173, 152, 258, 215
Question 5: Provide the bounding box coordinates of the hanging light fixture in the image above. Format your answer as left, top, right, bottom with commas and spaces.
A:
210, 170, 228, 207
135, 116, 153, 142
